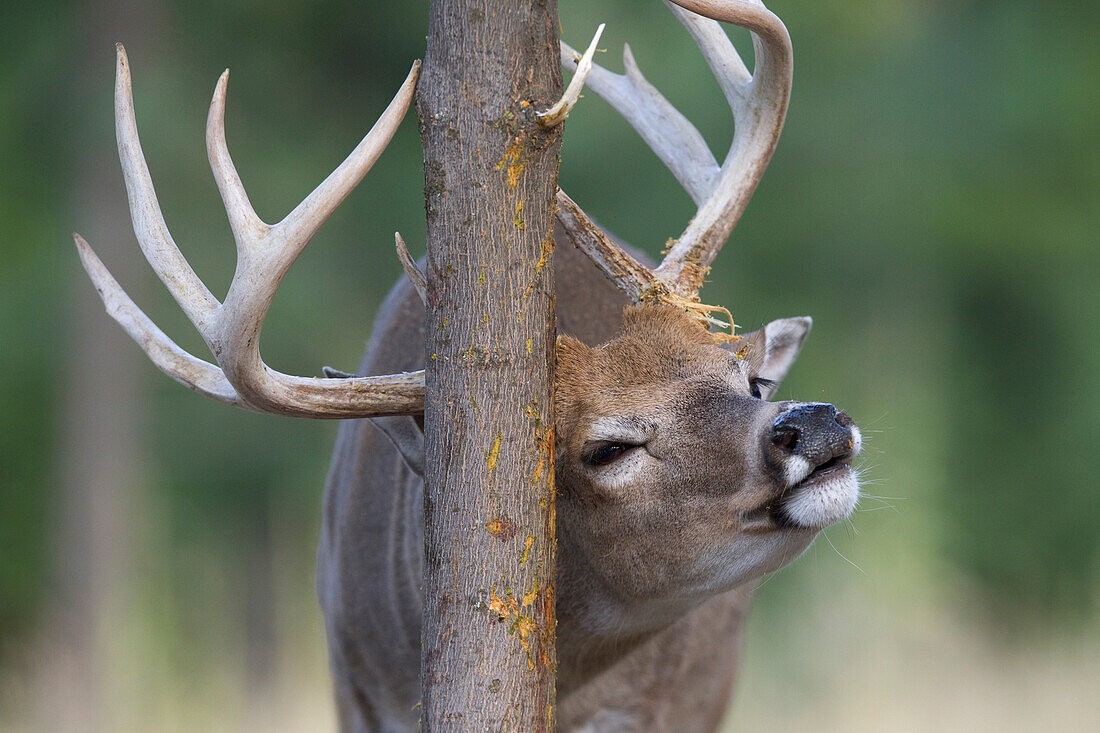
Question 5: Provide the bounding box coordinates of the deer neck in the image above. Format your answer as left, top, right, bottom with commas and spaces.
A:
555, 521, 718, 693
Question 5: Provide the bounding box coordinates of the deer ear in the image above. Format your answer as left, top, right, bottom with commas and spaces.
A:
369, 415, 424, 476
731, 317, 812, 398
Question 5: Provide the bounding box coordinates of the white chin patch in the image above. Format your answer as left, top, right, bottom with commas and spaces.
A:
781, 467, 860, 528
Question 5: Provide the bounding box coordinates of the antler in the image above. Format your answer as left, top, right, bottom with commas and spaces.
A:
74, 45, 425, 418
557, 0, 792, 303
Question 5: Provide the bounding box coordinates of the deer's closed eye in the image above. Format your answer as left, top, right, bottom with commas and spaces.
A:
586, 443, 638, 467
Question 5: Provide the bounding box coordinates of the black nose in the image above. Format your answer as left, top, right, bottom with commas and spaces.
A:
770, 403, 856, 468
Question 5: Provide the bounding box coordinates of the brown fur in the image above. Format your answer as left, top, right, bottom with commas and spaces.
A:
556, 305, 734, 457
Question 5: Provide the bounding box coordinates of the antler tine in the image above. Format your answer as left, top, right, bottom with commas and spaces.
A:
558, 1, 791, 300
74, 233, 247, 408
655, 0, 792, 295
555, 190, 664, 303
394, 232, 427, 306
555, 191, 738, 335
77, 47, 426, 419
665, 3, 751, 112
210, 59, 421, 414
114, 44, 221, 330
206, 68, 269, 246
560, 40, 718, 206
273, 61, 421, 255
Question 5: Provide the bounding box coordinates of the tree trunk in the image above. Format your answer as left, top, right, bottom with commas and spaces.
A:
418, 1, 562, 729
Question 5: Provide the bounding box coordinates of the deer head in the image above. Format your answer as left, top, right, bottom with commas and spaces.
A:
553, 306, 860, 643
549, 0, 863, 643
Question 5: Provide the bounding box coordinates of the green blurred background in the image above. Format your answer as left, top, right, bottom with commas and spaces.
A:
2, 0, 1097, 730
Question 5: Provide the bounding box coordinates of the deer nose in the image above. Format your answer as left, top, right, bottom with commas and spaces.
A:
770, 403, 856, 468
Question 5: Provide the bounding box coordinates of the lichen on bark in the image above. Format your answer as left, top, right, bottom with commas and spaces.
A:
419, 1, 562, 730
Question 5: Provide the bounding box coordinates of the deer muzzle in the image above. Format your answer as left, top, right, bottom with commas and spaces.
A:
767, 402, 862, 528
771, 403, 858, 469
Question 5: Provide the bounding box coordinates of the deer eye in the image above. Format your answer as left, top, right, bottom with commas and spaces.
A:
750, 377, 776, 399
586, 442, 634, 467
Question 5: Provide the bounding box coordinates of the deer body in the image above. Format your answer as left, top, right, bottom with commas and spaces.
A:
319, 234, 859, 732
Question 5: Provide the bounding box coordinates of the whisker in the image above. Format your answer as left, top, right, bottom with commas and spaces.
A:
860, 412, 892, 429
822, 530, 865, 575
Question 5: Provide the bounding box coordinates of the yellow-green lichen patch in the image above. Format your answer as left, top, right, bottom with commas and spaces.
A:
522, 578, 540, 607
515, 616, 538, 670
519, 534, 535, 565
486, 431, 502, 470
522, 231, 555, 299
486, 583, 545, 671
494, 140, 527, 189
531, 425, 554, 491
531, 454, 544, 490
514, 200, 525, 230
488, 587, 514, 621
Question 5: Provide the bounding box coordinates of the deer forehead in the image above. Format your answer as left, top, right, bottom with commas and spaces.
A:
558, 307, 741, 384
554, 307, 754, 448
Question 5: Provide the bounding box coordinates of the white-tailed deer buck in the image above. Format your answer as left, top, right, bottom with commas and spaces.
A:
75, 1, 862, 730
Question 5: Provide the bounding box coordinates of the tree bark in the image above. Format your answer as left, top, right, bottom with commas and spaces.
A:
418, 1, 562, 729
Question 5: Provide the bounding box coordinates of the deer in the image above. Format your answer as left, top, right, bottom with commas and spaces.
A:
73, 1, 862, 731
